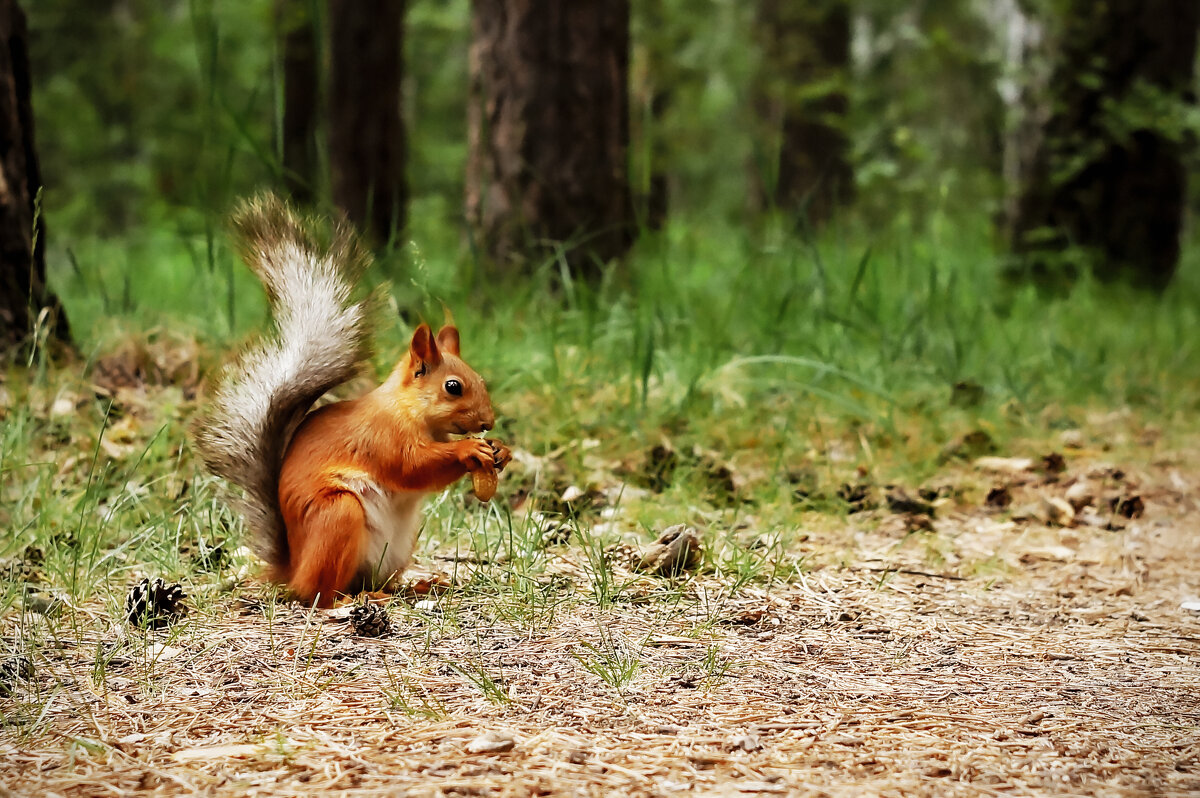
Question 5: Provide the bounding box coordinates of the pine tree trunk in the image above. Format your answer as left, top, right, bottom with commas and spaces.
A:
466, 0, 634, 277
756, 0, 853, 228
328, 0, 405, 244
1009, 0, 1199, 290
277, 0, 319, 206
0, 0, 67, 349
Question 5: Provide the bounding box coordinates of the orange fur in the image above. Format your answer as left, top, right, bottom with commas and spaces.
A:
275, 323, 511, 606
284, 488, 364, 608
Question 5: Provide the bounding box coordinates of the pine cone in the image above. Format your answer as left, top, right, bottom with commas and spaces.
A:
0, 656, 33, 697
125, 578, 188, 629
349, 601, 391, 637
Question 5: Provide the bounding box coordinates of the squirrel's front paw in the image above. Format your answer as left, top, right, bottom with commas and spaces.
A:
486, 439, 512, 472
457, 438, 497, 473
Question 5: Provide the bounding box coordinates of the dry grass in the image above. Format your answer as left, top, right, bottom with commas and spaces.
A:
4, 442, 1200, 797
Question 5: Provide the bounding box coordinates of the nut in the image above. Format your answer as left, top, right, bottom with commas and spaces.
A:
473, 469, 498, 502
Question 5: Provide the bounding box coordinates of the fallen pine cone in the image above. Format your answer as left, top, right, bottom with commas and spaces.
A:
634, 524, 703, 577
350, 601, 392, 637
0, 656, 33, 697
985, 485, 1013, 509
125, 578, 188, 629
1112, 494, 1145, 519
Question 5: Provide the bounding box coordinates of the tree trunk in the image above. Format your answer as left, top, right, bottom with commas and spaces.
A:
0, 0, 67, 350
466, 0, 634, 277
1009, 0, 1199, 290
328, 0, 405, 244
755, 0, 853, 228
277, 0, 319, 206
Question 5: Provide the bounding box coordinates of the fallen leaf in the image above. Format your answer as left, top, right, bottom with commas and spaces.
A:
145, 643, 185, 661
825, 734, 864, 746
560, 485, 586, 504
99, 415, 143, 460
466, 730, 517, 754
975, 456, 1035, 474
404, 573, 452, 596
1075, 510, 1121, 529
1064, 481, 1094, 511
724, 606, 771, 626
1041, 496, 1076, 527
1019, 545, 1075, 563
727, 733, 763, 753
50, 394, 78, 417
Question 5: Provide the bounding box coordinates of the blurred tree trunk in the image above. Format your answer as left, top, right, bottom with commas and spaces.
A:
0, 0, 67, 350
989, 0, 1048, 238
1009, 0, 1200, 290
466, 0, 634, 278
755, 0, 853, 228
328, 0, 405, 244
277, 0, 318, 205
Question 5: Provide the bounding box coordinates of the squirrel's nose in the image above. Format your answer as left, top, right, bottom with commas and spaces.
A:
479, 421, 493, 432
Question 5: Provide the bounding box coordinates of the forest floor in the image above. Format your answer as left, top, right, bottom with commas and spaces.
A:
3, 412, 1200, 797
2, 340, 1200, 796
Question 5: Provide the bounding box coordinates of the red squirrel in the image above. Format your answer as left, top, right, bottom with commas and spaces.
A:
193, 195, 510, 608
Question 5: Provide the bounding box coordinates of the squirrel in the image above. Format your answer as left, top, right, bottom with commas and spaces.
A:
192, 195, 510, 608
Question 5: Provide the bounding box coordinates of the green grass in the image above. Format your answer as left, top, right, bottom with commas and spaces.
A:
51, 199, 1200, 422
27, 204, 1200, 548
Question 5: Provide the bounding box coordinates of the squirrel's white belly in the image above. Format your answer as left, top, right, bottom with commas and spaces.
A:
352, 480, 425, 587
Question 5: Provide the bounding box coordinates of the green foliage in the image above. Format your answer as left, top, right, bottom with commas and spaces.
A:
851, 0, 1009, 224
28, 0, 278, 236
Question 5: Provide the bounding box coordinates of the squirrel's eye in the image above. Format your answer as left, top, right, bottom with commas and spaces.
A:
444, 379, 463, 396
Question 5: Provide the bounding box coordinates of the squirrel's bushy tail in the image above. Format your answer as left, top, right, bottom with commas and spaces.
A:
193, 194, 375, 568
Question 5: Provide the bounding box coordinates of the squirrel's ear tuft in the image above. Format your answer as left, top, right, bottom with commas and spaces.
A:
435, 325, 460, 357
409, 323, 442, 375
